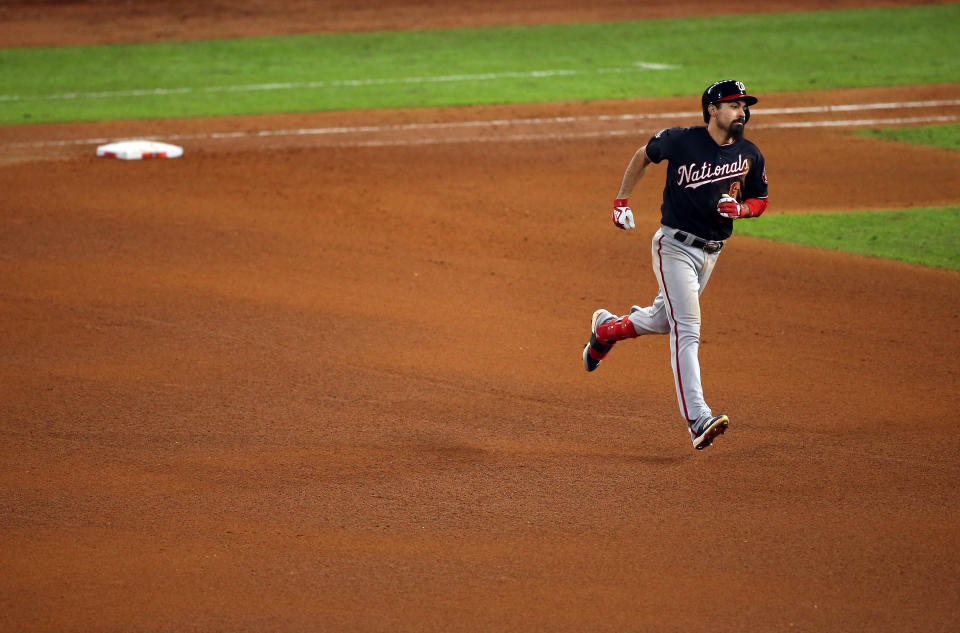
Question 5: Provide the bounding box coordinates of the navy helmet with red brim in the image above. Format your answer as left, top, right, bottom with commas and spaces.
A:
702, 79, 758, 122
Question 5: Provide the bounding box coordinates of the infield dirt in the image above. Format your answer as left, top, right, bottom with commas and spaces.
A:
1, 2, 959, 632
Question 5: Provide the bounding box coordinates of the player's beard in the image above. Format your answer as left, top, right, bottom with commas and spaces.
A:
729, 119, 746, 141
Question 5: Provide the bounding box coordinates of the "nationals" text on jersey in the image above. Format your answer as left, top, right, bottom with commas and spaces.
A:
677, 155, 750, 190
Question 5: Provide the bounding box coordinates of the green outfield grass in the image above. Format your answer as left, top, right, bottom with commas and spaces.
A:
855, 124, 960, 152
735, 206, 960, 270
0, 4, 957, 124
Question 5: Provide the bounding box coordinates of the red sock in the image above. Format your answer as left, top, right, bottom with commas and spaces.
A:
596, 316, 638, 343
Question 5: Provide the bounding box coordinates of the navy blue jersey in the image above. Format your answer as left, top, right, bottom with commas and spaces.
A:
644, 126, 767, 241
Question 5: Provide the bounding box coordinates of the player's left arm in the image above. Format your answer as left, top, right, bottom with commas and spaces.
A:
718, 152, 768, 219
718, 196, 768, 218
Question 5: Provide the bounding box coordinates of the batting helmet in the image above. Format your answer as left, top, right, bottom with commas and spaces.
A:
701, 79, 759, 124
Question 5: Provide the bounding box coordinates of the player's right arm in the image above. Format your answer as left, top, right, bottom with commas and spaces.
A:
617, 145, 653, 199
611, 146, 653, 230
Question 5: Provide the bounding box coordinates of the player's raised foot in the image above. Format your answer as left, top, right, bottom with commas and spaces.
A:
688, 414, 729, 450
583, 309, 617, 372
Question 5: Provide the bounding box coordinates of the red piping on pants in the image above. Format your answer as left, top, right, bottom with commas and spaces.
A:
657, 234, 689, 420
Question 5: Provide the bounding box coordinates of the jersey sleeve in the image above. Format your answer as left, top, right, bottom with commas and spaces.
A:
744, 149, 768, 199
644, 127, 684, 164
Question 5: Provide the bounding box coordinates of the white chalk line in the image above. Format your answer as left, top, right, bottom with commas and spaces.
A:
325, 115, 960, 148
0, 62, 679, 103
4, 99, 957, 150
8, 114, 955, 152
754, 114, 959, 129
761, 99, 960, 114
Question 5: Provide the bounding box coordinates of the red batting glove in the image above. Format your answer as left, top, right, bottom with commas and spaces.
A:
612, 198, 635, 230
717, 194, 748, 219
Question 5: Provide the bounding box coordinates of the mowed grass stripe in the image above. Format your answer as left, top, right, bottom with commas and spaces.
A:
736, 206, 960, 270
1, 4, 958, 124
855, 123, 960, 152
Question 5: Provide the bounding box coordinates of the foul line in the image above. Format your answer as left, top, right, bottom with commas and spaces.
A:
0, 62, 679, 102
753, 114, 959, 129
324, 115, 960, 147
3, 100, 958, 150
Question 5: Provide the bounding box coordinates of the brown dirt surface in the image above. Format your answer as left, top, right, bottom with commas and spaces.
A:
0, 0, 953, 46
1, 2, 959, 632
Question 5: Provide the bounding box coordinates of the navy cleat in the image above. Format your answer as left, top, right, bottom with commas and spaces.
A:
688, 414, 729, 450
582, 309, 617, 372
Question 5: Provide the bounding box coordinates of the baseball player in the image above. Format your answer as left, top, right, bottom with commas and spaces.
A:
583, 79, 768, 450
